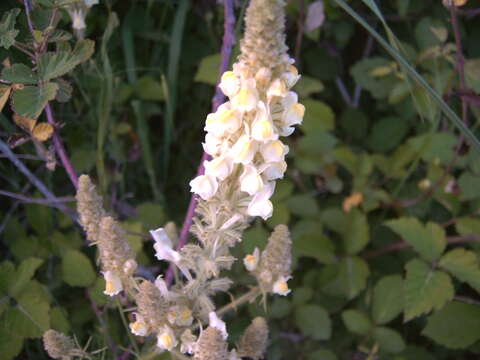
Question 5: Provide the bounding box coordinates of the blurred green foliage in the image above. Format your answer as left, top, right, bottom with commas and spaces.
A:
2, 0, 480, 359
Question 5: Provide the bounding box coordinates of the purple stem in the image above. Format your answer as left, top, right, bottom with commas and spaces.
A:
165, 0, 236, 286
45, 104, 79, 188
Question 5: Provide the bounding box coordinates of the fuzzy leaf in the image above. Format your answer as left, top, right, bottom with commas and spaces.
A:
341, 309, 372, 335
439, 248, 480, 292
295, 304, 331, 340
422, 301, 480, 349
404, 259, 454, 321
1, 64, 38, 84
0, 9, 21, 49
385, 218, 446, 262
38, 39, 95, 81
62, 250, 96, 287
11, 83, 59, 119
372, 275, 404, 325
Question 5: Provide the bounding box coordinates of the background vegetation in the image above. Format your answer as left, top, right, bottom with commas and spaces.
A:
1, 0, 480, 359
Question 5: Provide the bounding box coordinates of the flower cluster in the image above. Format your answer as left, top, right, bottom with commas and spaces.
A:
189, 0, 304, 221
244, 224, 292, 296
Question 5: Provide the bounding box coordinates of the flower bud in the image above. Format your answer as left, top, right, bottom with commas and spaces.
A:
194, 327, 229, 360
237, 317, 269, 360
190, 175, 219, 200
43, 330, 75, 359
76, 175, 105, 243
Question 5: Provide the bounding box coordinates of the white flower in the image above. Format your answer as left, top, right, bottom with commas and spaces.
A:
168, 305, 193, 327
205, 102, 242, 137
151, 227, 181, 263
154, 275, 172, 299
251, 102, 278, 142
70, 9, 86, 30
231, 79, 258, 112
267, 78, 287, 100
247, 182, 275, 219
103, 271, 122, 296
280, 91, 304, 136
259, 161, 287, 180
129, 314, 148, 336
204, 156, 234, 180
260, 140, 289, 163
240, 164, 264, 195
229, 349, 240, 360
157, 326, 178, 351
209, 312, 228, 340
219, 71, 240, 98
230, 135, 256, 164
189, 174, 219, 200
243, 248, 260, 271
283, 65, 301, 88
273, 275, 292, 296
255, 67, 272, 85
202, 133, 222, 156
180, 329, 197, 354
123, 259, 137, 276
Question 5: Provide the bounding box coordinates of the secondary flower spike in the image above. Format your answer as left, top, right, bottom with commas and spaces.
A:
189, 0, 304, 221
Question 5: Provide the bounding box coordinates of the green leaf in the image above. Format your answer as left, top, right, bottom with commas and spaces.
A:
439, 248, 480, 292
0, 312, 24, 360
404, 259, 454, 321
0, 9, 20, 49
301, 99, 335, 133
292, 287, 314, 307
286, 194, 320, 218
62, 250, 96, 287
322, 256, 370, 299
16, 292, 50, 338
136, 202, 166, 230
50, 306, 70, 333
294, 304, 331, 340
385, 218, 446, 262
458, 172, 480, 201
296, 76, 324, 98
307, 350, 337, 360
407, 133, 456, 164
294, 232, 336, 264
350, 57, 397, 99
134, 76, 164, 101
423, 301, 480, 349
1, 64, 38, 84
26, 203, 53, 236
368, 116, 409, 153
373, 326, 406, 354
54, 78, 73, 103
341, 309, 372, 335
270, 297, 292, 319
11, 83, 59, 119
343, 209, 370, 255
9, 258, 44, 297
455, 217, 480, 236
0, 261, 15, 296
194, 53, 220, 85
372, 275, 403, 325
37, 39, 95, 81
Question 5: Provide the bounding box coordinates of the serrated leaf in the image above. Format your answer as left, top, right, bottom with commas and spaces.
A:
16, 292, 50, 338
294, 232, 336, 264
0, 9, 21, 49
385, 218, 446, 262
367, 116, 409, 153
341, 309, 372, 335
422, 301, 480, 349
9, 257, 44, 297
373, 326, 406, 354
343, 208, 369, 255
350, 57, 397, 99
1, 64, 37, 84
404, 259, 454, 321
38, 39, 95, 81
322, 256, 370, 299
0, 311, 24, 360
372, 275, 403, 325
62, 249, 96, 287
439, 248, 480, 292
455, 217, 480, 236
32, 122, 54, 142
11, 83, 59, 119
194, 53, 220, 85
294, 304, 331, 340
48, 29, 72, 42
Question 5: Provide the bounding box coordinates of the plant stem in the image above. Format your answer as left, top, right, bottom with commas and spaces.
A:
166, 0, 236, 286
0, 190, 75, 204
218, 286, 260, 317
116, 298, 140, 356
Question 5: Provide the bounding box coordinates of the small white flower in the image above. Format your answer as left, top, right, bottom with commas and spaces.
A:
251, 102, 278, 142
247, 181, 275, 219
70, 9, 86, 30
129, 313, 148, 336
189, 174, 219, 200
259, 161, 287, 180
205, 102, 242, 137
230, 135, 257, 164
202, 133, 223, 156
255, 67, 272, 85
151, 227, 181, 263
219, 71, 240, 98
123, 259, 137, 276
231, 79, 258, 112
220, 213, 243, 230
283, 65, 301, 88
240, 164, 264, 195
273, 275, 292, 296
209, 312, 228, 340
204, 156, 234, 180
260, 140, 289, 163
168, 305, 193, 327
229, 349, 240, 360
267, 78, 288, 100
180, 329, 197, 354
157, 326, 178, 351
243, 247, 260, 271
154, 275, 172, 299
103, 271, 122, 296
